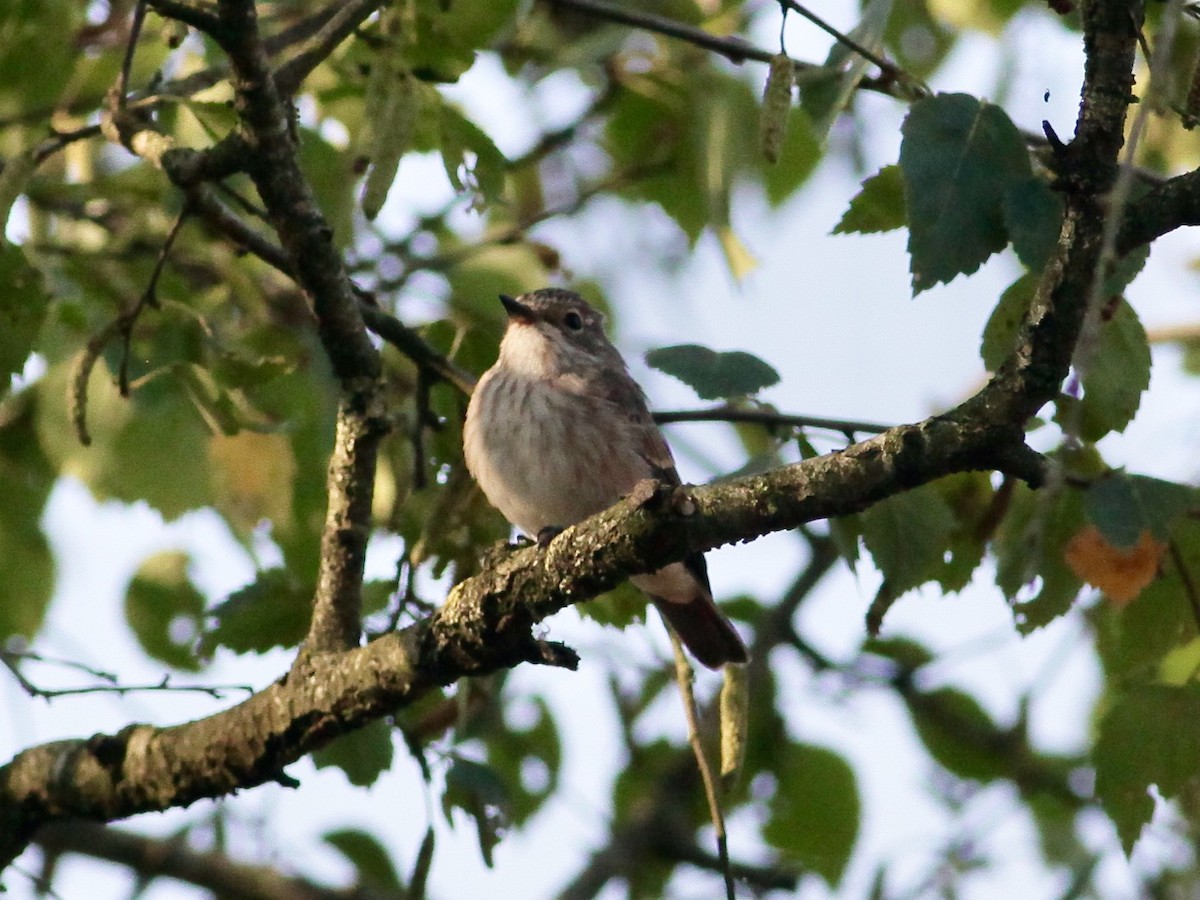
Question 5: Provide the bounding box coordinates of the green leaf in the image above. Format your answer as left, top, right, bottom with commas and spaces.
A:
1074, 299, 1151, 441
1085, 472, 1195, 549
440, 104, 508, 210
1092, 561, 1200, 681
833, 165, 906, 235
899, 93, 1032, 292
980, 274, 1036, 372
800, 0, 895, 141
645, 344, 780, 400
994, 480, 1086, 633
0, 244, 49, 393
0, 391, 54, 639
486, 696, 561, 825
578, 581, 647, 629
908, 686, 1008, 782
762, 743, 859, 886
200, 569, 312, 655
860, 484, 957, 595
323, 828, 403, 891
313, 720, 395, 788
442, 757, 509, 868
1094, 684, 1200, 853
124, 550, 205, 671
1002, 176, 1063, 271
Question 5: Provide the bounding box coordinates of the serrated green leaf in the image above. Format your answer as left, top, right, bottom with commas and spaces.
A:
900, 93, 1032, 292
1085, 472, 1195, 549
324, 828, 403, 891
762, 743, 859, 886
1092, 559, 1200, 682
1095, 684, 1200, 854
442, 757, 509, 867
980, 273, 1036, 372
441, 105, 508, 210
124, 550, 205, 671
1075, 299, 1150, 441
487, 696, 561, 825
1002, 176, 1063, 271
833, 165, 906, 235
313, 720, 395, 788
860, 484, 956, 595
200, 569, 312, 655
645, 344, 780, 401
0, 244, 49, 393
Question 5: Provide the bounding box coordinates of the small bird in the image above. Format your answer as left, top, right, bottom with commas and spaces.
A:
463, 288, 748, 669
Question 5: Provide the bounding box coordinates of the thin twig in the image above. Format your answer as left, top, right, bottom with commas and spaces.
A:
778, 0, 903, 83
118, 204, 191, 394
0, 653, 252, 700
1170, 540, 1200, 632
653, 406, 890, 436
115, 1, 149, 109
667, 629, 735, 900
274, 0, 384, 94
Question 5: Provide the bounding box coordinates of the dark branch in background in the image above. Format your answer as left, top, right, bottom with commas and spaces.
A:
776, 0, 918, 91
544, 0, 901, 96
1117, 167, 1200, 252
273, 0, 385, 94
35, 821, 392, 900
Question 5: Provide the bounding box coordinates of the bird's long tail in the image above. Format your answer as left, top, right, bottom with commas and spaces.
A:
652, 594, 748, 669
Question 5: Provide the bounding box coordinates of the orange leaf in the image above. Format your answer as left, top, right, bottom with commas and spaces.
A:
1064, 525, 1166, 606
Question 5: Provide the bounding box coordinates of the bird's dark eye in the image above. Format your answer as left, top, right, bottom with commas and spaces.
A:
564, 311, 584, 331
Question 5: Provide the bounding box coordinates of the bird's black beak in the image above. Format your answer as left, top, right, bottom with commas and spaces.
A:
499, 293, 536, 323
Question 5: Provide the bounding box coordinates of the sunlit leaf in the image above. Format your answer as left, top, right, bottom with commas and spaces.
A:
833, 165, 906, 235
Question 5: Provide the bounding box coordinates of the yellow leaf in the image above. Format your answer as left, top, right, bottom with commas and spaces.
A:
716, 226, 758, 281
208, 431, 297, 533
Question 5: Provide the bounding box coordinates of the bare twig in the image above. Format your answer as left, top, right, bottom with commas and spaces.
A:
274, 0, 385, 94
778, 0, 910, 87
667, 630, 735, 900
654, 406, 890, 437
0, 652, 252, 701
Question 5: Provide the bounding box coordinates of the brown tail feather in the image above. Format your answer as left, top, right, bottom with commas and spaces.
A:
652, 595, 748, 669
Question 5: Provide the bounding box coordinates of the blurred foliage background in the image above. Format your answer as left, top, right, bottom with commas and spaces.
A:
4, 0, 1200, 897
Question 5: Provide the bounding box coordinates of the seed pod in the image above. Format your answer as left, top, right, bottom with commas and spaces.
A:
760, 53, 794, 164
719, 661, 750, 792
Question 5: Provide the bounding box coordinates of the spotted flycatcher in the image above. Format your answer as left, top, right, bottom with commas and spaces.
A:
463, 288, 748, 669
